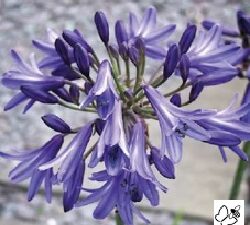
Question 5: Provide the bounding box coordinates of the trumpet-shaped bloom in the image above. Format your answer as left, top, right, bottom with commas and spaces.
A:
80, 60, 118, 119
40, 123, 93, 211
2, 50, 64, 111
116, 6, 175, 59
143, 85, 213, 162
185, 25, 243, 85
2, 50, 64, 90
96, 100, 129, 158
0, 135, 64, 202
76, 170, 158, 224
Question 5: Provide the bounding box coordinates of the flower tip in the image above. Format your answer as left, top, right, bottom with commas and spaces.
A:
94, 11, 109, 44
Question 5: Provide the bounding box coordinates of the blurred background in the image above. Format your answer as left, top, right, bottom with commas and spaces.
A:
0, 0, 250, 224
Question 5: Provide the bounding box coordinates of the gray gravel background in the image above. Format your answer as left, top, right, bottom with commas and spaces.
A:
0, 0, 250, 224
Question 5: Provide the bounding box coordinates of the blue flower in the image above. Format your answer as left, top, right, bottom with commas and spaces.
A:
184, 24, 243, 85
40, 123, 93, 211
95, 11, 109, 44
197, 95, 250, 161
33, 28, 70, 69
81, 60, 118, 119
115, 6, 176, 59
96, 100, 129, 158
76, 170, 157, 224
143, 85, 212, 163
2, 50, 64, 112
0, 135, 64, 203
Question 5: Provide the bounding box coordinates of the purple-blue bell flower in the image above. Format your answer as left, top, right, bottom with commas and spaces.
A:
55, 38, 71, 65
237, 10, 250, 36
189, 82, 204, 103
69, 84, 80, 105
104, 145, 124, 176
63, 159, 85, 212
184, 25, 242, 85
21, 86, 59, 104
202, 20, 240, 38
129, 120, 156, 181
42, 114, 71, 133
2, 50, 64, 90
96, 100, 129, 158
62, 29, 93, 54
143, 85, 213, 163
53, 88, 72, 103
170, 93, 181, 107
80, 60, 118, 119
40, 123, 93, 210
163, 44, 179, 80
95, 11, 109, 44
150, 147, 175, 179
179, 54, 189, 84
33, 28, 73, 69
3, 92, 28, 111
73, 44, 90, 77
76, 170, 152, 224
115, 20, 129, 47
178, 24, 197, 54
196, 95, 250, 160
128, 37, 145, 66
127, 6, 176, 59
39, 123, 93, 181
0, 135, 64, 203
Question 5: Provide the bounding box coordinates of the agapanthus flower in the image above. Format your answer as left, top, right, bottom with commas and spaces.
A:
2, 50, 64, 112
0, 135, 64, 202
76, 169, 160, 224
115, 6, 176, 59
1, 6, 250, 225
80, 60, 118, 119
183, 24, 243, 85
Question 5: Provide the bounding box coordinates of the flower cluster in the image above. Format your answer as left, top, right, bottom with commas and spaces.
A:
1, 6, 250, 225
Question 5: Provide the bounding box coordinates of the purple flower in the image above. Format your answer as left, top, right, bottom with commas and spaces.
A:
116, 6, 176, 59
2, 50, 64, 90
178, 24, 197, 54
202, 20, 240, 38
73, 44, 90, 77
2, 50, 64, 111
95, 11, 109, 44
0, 135, 64, 203
129, 120, 155, 181
237, 10, 250, 36
62, 29, 93, 54
42, 114, 71, 133
150, 147, 175, 179
33, 29, 69, 69
40, 123, 93, 211
184, 25, 242, 85
163, 44, 179, 80
80, 60, 118, 119
96, 101, 129, 159
76, 170, 156, 224
197, 95, 250, 161
143, 85, 213, 163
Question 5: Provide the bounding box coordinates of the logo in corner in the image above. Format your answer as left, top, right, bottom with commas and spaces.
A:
214, 200, 244, 225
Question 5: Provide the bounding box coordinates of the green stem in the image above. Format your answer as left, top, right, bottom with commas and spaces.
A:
133, 66, 141, 93
172, 211, 183, 225
106, 45, 126, 101
58, 101, 96, 112
115, 211, 124, 225
229, 141, 250, 200
125, 59, 131, 88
